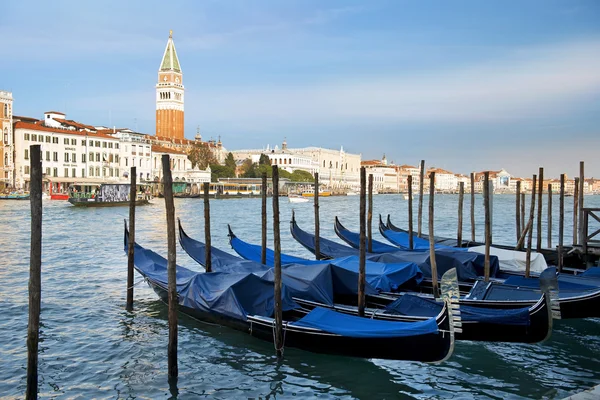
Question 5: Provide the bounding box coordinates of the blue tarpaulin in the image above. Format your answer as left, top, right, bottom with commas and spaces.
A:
292, 307, 439, 338
384, 294, 531, 325
503, 275, 600, 291
379, 227, 462, 251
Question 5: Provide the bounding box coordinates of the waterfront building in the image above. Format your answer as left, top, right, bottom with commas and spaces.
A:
427, 167, 458, 192
397, 164, 421, 193
456, 174, 470, 192
13, 112, 121, 192
156, 30, 184, 141
0, 90, 13, 190
361, 155, 400, 192
150, 144, 210, 185
111, 129, 153, 182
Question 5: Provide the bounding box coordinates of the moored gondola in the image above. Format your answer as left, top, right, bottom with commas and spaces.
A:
125, 224, 457, 362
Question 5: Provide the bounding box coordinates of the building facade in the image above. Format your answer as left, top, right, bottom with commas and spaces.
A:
1, 90, 13, 190
156, 31, 184, 141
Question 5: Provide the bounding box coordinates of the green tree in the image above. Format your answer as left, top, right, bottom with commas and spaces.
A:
210, 163, 235, 182
241, 159, 258, 178
258, 153, 270, 165
188, 143, 217, 169
225, 152, 236, 170
290, 170, 314, 182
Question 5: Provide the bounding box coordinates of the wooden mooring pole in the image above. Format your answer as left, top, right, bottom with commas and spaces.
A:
126, 166, 137, 311
272, 166, 283, 357
526, 174, 537, 278
358, 167, 367, 316
457, 182, 464, 247
573, 177, 579, 246
429, 172, 439, 298
162, 155, 178, 379
515, 181, 521, 244
521, 193, 526, 236
26, 144, 42, 400
261, 172, 267, 265
314, 172, 320, 260
203, 182, 211, 272
483, 172, 491, 282
558, 174, 565, 272
470, 172, 475, 242
547, 184, 552, 249
407, 175, 414, 250
537, 167, 543, 251
368, 174, 373, 253
578, 161, 585, 246
418, 160, 425, 238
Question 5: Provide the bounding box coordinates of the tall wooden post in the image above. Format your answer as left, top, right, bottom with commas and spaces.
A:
358, 167, 367, 316
526, 175, 537, 278
429, 172, 439, 298
515, 180, 521, 244
457, 182, 464, 246
558, 174, 565, 271
126, 166, 137, 311
547, 184, 552, 249
483, 172, 491, 282
573, 177, 579, 245
368, 174, 373, 253
272, 166, 283, 357
162, 155, 178, 379
26, 144, 42, 400
203, 182, 211, 273
418, 160, 425, 238
261, 173, 267, 265
578, 161, 585, 246
314, 172, 320, 260
470, 172, 475, 242
537, 167, 543, 251
521, 193, 526, 236
407, 175, 414, 250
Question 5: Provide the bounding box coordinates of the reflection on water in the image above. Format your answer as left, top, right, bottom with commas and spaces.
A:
0, 195, 599, 398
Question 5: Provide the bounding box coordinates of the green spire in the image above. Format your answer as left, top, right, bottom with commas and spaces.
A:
160, 30, 181, 72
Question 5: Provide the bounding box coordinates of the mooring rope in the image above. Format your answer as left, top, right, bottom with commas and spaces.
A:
272, 320, 289, 356
127, 278, 147, 290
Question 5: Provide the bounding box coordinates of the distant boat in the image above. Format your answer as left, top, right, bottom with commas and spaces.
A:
68, 182, 151, 207
289, 194, 309, 203
346, 190, 358, 196
301, 188, 331, 197
0, 191, 30, 200
403, 193, 409, 200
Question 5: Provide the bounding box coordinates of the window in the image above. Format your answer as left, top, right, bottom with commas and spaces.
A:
64, 168, 69, 177
96, 153, 100, 162
32, 134, 37, 141
89, 167, 94, 177
45, 136, 50, 143
89, 152, 93, 161
125, 158, 128, 167
64, 138, 69, 145
139, 158, 142, 167
82, 140, 86, 146
82, 154, 86, 163
71, 139, 76, 145
102, 167, 106, 177
24, 149, 29, 160
24, 133, 30, 141
95, 141, 100, 147
45, 151, 50, 161
115, 143, 119, 149
96, 167, 100, 176
323, 160, 325, 168
53, 168, 58, 177
53, 152, 58, 162
71, 153, 76, 162
72, 168, 76, 178
3, 128, 8, 144
46, 167, 50, 176
109, 154, 113, 163
115, 168, 119, 177
115, 155, 119, 163
24, 166, 30, 174
102, 142, 107, 148
53, 137, 58, 144
64, 153, 69, 162
110, 168, 114, 177
109, 143, 113, 149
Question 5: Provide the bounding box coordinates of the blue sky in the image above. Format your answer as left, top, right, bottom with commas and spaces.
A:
2, 0, 599, 178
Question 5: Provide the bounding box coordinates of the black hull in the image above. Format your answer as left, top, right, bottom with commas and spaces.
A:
145, 279, 454, 362
68, 198, 149, 207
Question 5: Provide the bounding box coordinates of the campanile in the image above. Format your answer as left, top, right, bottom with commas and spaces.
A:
156, 30, 184, 140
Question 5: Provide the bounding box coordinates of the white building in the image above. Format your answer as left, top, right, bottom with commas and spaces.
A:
1, 90, 13, 189
13, 112, 121, 192
289, 146, 361, 189
151, 144, 210, 184
111, 129, 153, 182
362, 156, 400, 192
428, 168, 458, 192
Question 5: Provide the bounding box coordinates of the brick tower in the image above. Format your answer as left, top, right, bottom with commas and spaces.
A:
156, 30, 184, 140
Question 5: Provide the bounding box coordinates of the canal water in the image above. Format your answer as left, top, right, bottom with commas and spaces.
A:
1, 194, 599, 399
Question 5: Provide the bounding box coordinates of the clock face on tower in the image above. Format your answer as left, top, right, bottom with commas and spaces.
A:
175, 77, 179, 83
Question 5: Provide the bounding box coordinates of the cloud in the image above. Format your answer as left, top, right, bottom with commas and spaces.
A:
190, 39, 600, 127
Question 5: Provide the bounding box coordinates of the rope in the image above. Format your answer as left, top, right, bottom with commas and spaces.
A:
127, 278, 147, 290
272, 320, 288, 356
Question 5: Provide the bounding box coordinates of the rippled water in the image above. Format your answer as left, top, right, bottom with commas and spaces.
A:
1, 194, 599, 399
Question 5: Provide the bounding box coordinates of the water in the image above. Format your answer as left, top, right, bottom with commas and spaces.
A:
1, 194, 599, 399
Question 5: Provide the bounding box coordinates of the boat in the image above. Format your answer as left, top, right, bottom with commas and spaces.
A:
403, 193, 409, 200
287, 215, 600, 319
68, 182, 151, 207
288, 194, 309, 203
177, 221, 553, 343
346, 190, 358, 196
0, 191, 30, 200
126, 224, 457, 362
301, 188, 331, 197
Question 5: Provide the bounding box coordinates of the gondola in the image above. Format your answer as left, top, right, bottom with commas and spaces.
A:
124, 224, 456, 362
178, 221, 553, 343
384, 214, 585, 268
288, 215, 600, 319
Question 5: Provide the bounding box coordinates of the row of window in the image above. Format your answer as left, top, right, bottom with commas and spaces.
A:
23, 133, 119, 149
322, 160, 350, 170
23, 165, 122, 179
25, 149, 120, 164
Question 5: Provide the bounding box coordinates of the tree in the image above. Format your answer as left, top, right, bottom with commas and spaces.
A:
241, 159, 258, 178
210, 163, 235, 182
225, 152, 236, 170
188, 143, 217, 169
258, 153, 270, 165
290, 170, 314, 182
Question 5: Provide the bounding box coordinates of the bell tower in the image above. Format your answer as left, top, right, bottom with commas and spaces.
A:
156, 30, 184, 140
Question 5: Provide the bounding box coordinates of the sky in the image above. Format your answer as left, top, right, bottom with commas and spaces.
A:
2, 0, 600, 178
